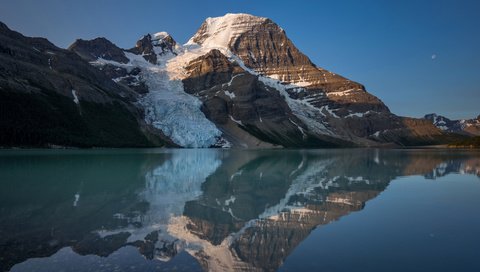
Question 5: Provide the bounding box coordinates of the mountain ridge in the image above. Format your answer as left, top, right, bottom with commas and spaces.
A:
0, 13, 470, 148
424, 113, 480, 136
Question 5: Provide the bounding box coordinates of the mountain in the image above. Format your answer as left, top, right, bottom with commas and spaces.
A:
1, 14, 453, 148
69, 13, 448, 148
0, 22, 169, 147
424, 113, 480, 136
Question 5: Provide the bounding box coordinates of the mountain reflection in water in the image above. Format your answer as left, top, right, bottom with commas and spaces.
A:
0, 149, 479, 272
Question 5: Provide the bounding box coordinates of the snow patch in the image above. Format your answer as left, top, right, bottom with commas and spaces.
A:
71, 90, 79, 104
326, 196, 359, 206
224, 90, 236, 99
224, 196, 236, 206
229, 115, 243, 126
223, 73, 244, 87
345, 112, 364, 118
320, 105, 340, 118
230, 169, 243, 181
152, 31, 170, 39
437, 125, 448, 130
345, 111, 375, 118
258, 75, 334, 136
73, 193, 80, 207
188, 13, 268, 49
327, 89, 357, 97
291, 81, 312, 87
289, 118, 306, 137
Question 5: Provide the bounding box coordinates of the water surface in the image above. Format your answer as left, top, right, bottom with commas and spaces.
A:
0, 149, 479, 271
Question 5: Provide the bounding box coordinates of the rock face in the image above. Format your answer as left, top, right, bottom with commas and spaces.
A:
424, 113, 480, 136
0, 22, 159, 147
127, 32, 179, 64
69, 38, 150, 94
182, 49, 350, 147
190, 14, 386, 108
68, 37, 129, 63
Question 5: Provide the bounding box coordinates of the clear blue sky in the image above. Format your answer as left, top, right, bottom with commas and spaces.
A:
1, 0, 478, 119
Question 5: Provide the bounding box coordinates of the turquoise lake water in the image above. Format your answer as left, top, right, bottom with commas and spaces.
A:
1, 148, 479, 272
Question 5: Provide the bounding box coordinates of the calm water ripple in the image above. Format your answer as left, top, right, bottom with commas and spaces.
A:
0, 149, 479, 272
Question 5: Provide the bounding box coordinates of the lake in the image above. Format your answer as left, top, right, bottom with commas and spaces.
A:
1, 148, 479, 272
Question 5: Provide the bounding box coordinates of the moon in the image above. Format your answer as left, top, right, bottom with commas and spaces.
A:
431, 54, 437, 60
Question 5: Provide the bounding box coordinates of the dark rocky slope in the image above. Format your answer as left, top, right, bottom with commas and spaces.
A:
0, 22, 161, 147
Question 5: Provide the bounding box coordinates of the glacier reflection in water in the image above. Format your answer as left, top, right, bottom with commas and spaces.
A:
1, 149, 479, 272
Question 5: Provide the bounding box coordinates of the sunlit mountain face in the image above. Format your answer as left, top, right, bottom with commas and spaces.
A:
1, 149, 479, 272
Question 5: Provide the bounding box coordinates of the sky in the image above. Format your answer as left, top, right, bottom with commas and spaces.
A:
0, 0, 479, 119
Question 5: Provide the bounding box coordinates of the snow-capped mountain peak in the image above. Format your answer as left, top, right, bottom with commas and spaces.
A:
63, 15, 447, 149
151, 31, 179, 51
187, 13, 269, 48
152, 31, 170, 39
424, 113, 480, 135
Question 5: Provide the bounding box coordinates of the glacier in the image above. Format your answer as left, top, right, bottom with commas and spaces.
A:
92, 47, 224, 148
128, 51, 224, 148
